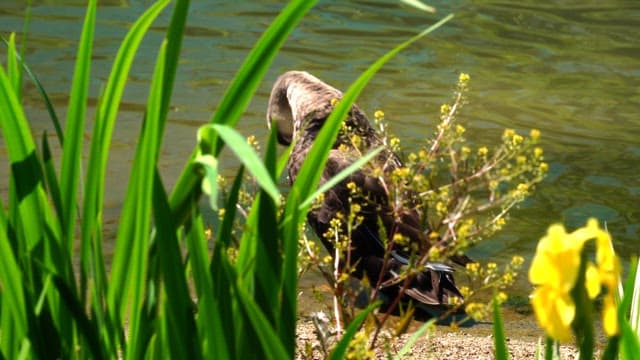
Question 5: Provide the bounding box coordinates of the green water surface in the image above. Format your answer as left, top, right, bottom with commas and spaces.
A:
0, 1, 638, 287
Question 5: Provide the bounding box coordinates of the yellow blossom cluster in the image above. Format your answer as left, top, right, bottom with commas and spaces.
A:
461, 256, 525, 321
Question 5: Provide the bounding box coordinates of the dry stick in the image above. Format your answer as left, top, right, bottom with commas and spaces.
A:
427, 90, 462, 158
418, 148, 507, 198
332, 229, 343, 337
367, 215, 419, 349
369, 262, 413, 350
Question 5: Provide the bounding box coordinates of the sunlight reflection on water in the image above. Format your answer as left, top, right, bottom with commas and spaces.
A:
0, 1, 638, 289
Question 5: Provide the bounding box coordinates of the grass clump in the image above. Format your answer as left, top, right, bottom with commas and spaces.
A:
0, 1, 456, 358
0, 0, 314, 358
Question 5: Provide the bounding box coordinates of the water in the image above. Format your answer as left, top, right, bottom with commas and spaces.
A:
1, 1, 639, 293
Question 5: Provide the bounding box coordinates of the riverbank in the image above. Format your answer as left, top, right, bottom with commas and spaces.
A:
295, 310, 582, 359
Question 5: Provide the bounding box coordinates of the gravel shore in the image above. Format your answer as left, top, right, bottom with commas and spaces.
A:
295, 306, 582, 359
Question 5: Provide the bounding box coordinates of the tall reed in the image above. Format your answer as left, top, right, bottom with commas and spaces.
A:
0, 0, 453, 358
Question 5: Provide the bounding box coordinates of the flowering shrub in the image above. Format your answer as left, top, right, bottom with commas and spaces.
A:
292, 73, 547, 356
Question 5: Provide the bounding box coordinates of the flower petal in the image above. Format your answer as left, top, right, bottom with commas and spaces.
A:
602, 294, 619, 336
585, 262, 601, 299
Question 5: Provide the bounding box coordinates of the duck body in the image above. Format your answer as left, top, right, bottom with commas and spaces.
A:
267, 71, 466, 312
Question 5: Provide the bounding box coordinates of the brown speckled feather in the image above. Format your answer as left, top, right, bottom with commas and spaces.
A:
267, 71, 465, 310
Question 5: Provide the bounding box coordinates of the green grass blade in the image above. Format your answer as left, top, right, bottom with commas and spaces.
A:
186, 211, 227, 359
209, 0, 318, 130
614, 257, 640, 360
288, 13, 455, 217
158, 0, 188, 132
209, 235, 238, 359
0, 55, 50, 249
75, 1, 168, 349
168, 0, 317, 227
50, 275, 103, 359
236, 125, 281, 336
0, 217, 28, 358
602, 337, 619, 360
6, 33, 21, 98
82, 0, 169, 258
493, 296, 509, 360
299, 146, 383, 209
276, 141, 293, 179
544, 337, 554, 360
201, 167, 246, 359
2, 34, 72, 359
329, 302, 380, 360
235, 193, 261, 283
629, 257, 640, 334
194, 153, 219, 211
620, 320, 640, 360
108, 36, 170, 358
59, 0, 96, 253
394, 319, 435, 359
0, 42, 64, 143
235, 284, 289, 359
209, 124, 280, 206
214, 166, 244, 248
41, 133, 63, 232
152, 170, 199, 359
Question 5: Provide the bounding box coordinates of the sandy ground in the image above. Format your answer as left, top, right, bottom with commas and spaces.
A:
295, 306, 583, 359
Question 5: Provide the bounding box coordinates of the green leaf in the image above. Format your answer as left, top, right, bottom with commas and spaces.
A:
158, 0, 189, 134
0, 39, 51, 249
214, 166, 245, 248
83, 1, 170, 298
80, 0, 168, 341
186, 211, 228, 359
619, 320, 640, 360
6, 33, 21, 97
394, 318, 435, 359
210, 124, 280, 207
0, 216, 28, 358
59, 0, 96, 255
235, 284, 289, 360
329, 302, 381, 360
1, 35, 64, 144
493, 296, 509, 360
41, 133, 63, 237
612, 257, 640, 360
168, 0, 317, 227
299, 146, 383, 209
627, 257, 640, 334
194, 153, 219, 211
544, 337, 555, 360
51, 275, 103, 359
243, 125, 282, 331
109, 35, 171, 359
152, 170, 200, 359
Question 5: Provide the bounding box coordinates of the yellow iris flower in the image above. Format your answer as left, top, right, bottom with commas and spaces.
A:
529, 224, 585, 341
529, 218, 620, 342
592, 220, 621, 336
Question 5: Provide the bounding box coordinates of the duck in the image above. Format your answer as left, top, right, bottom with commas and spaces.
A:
267, 70, 469, 317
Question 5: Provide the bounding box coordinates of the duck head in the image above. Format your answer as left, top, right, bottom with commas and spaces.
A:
266, 70, 343, 146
